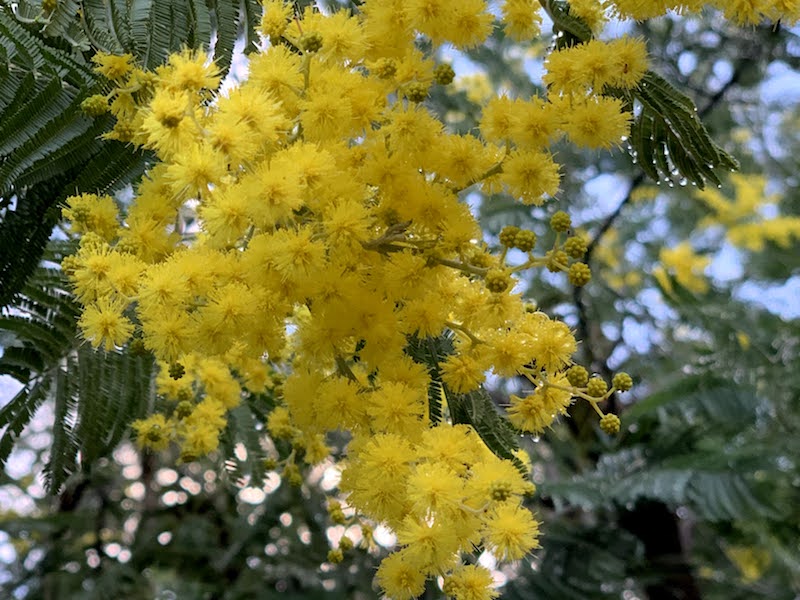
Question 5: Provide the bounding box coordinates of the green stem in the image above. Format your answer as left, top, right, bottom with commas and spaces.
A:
435, 257, 488, 276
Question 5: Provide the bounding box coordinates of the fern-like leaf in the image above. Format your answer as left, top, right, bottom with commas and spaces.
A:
404, 333, 455, 425
628, 72, 739, 189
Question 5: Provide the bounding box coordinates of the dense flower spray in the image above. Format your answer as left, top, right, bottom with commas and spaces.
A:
63, 1, 798, 597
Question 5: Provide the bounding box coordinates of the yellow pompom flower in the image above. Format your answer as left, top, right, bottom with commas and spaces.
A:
180, 422, 221, 458
507, 380, 573, 434
407, 463, 465, 517
63, 194, 120, 242
501, 149, 561, 205
441, 351, 489, 393
480, 96, 519, 143
501, 0, 541, 42
465, 455, 532, 507
444, 564, 499, 600
482, 501, 541, 560
267, 406, 295, 440
78, 297, 134, 351
564, 97, 632, 149
367, 382, 428, 438
396, 516, 461, 574
157, 48, 220, 93
132, 414, 173, 451
418, 425, 483, 476
92, 52, 134, 81
375, 551, 427, 600
609, 37, 649, 88
260, 0, 293, 40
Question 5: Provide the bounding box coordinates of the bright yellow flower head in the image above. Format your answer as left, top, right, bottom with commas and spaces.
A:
78, 297, 134, 351
482, 501, 541, 560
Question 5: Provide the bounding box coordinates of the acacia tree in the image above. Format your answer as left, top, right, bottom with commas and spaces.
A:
1, 1, 799, 599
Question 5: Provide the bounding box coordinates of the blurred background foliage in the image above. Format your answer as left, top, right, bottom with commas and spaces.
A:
1, 0, 799, 598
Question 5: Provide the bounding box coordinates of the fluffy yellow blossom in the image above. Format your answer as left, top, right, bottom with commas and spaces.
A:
508, 378, 574, 433
482, 501, 541, 560
78, 297, 134, 351
501, 149, 561, 205
92, 52, 134, 80
444, 564, 499, 600
132, 414, 173, 451
501, 0, 541, 41
376, 551, 427, 600
564, 97, 632, 149
61, 1, 682, 593
63, 194, 120, 242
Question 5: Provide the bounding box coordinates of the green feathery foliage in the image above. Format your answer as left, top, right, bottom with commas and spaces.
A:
0, 246, 154, 493
404, 332, 456, 425
628, 72, 739, 189
0, 0, 263, 305
538, 376, 785, 522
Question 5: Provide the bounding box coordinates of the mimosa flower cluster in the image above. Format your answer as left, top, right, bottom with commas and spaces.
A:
61, 0, 796, 597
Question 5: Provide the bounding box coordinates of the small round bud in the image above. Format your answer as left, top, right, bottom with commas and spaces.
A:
338, 536, 354, 551
490, 481, 513, 502
405, 82, 429, 103
566, 365, 589, 387
168, 362, 185, 380
600, 413, 621, 435
42, 0, 58, 12
111, 121, 135, 142
513, 230, 537, 252
262, 457, 278, 470
81, 94, 109, 117
485, 269, 512, 293
373, 58, 397, 79
568, 262, 592, 286
433, 63, 455, 85
300, 32, 323, 53
564, 235, 587, 258
550, 211, 572, 233
145, 425, 163, 442
174, 401, 193, 419
612, 372, 633, 392
327, 549, 344, 563
546, 250, 568, 272
60, 255, 80, 274
470, 251, 494, 268
443, 578, 458, 597
586, 377, 608, 398
499, 225, 520, 247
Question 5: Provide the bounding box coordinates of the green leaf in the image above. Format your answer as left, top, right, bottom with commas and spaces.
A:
0, 382, 49, 465
624, 373, 760, 430
539, 447, 782, 522
43, 361, 80, 493
404, 333, 455, 425
629, 72, 739, 189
